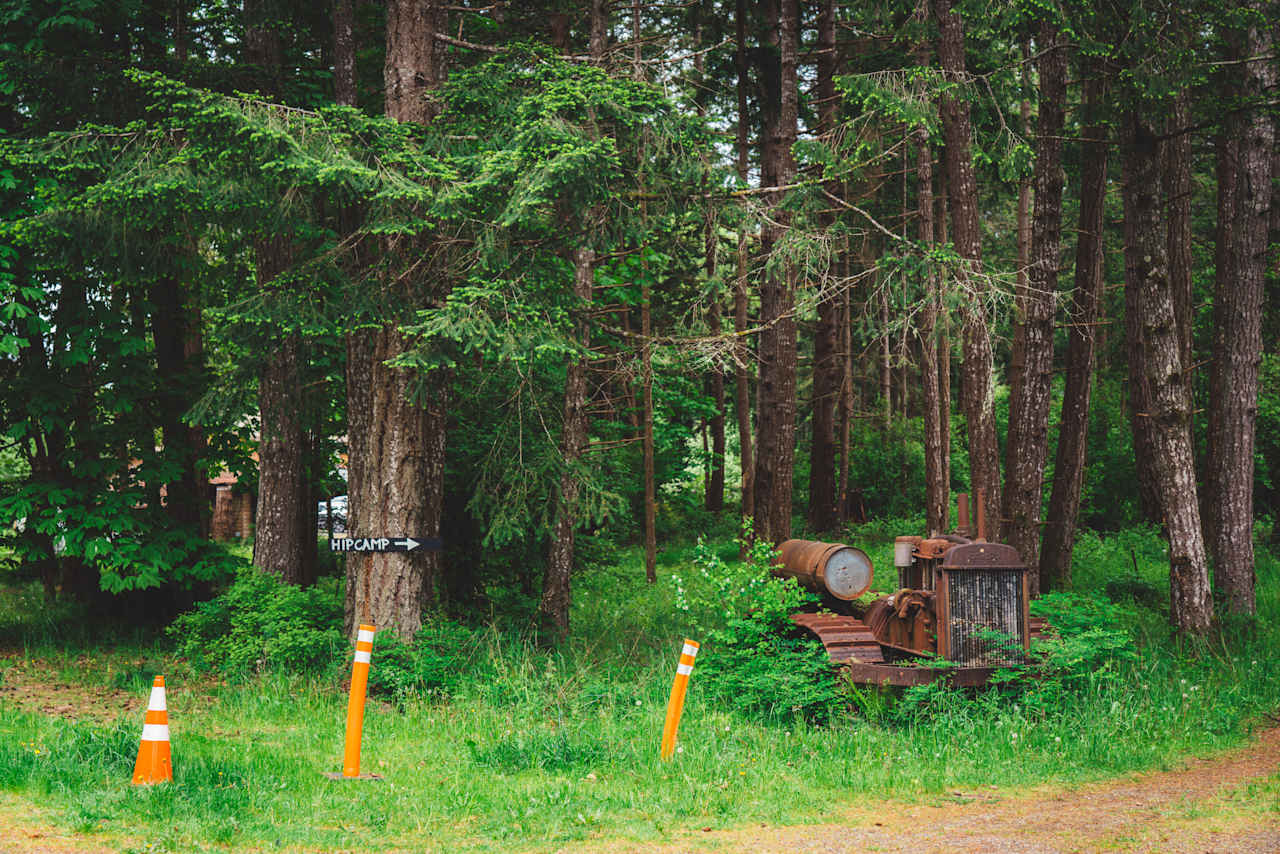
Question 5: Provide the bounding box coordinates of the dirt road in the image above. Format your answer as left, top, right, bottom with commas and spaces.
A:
572, 726, 1280, 854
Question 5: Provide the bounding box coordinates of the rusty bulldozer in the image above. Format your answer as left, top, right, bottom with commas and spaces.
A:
773, 493, 1048, 687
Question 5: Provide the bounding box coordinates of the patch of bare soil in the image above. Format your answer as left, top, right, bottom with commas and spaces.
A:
0, 793, 125, 854
566, 727, 1280, 854
0, 655, 145, 724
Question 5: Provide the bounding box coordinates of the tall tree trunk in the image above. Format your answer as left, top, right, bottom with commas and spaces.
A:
1125, 289, 1164, 523
691, 13, 725, 516
807, 0, 839, 533
916, 128, 946, 536
1204, 28, 1242, 552
934, 0, 1000, 534
1123, 109, 1213, 635
734, 0, 754, 544
838, 246, 854, 526
937, 172, 952, 522
641, 278, 657, 582
1166, 92, 1194, 393
911, 0, 945, 536
333, 0, 357, 107
706, 245, 726, 514
589, 0, 608, 60
347, 325, 443, 633
625, 2, 657, 579
1009, 41, 1031, 428
1041, 74, 1109, 592
151, 276, 207, 536
1124, 93, 1173, 530
543, 249, 594, 636
880, 287, 891, 427
244, 12, 311, 585
753, 0, 799, 544
539, 0, 612, 633
1000, 23, 1066, 584
347, 0, 448, 638
253, 280, 311, 585
243, 0, 283, 92
809, 290, 839, 532
1207, 13, 1275, 615
633, 5, 657, 582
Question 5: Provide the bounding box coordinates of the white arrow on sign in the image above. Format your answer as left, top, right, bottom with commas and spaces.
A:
395, 537, 420, 551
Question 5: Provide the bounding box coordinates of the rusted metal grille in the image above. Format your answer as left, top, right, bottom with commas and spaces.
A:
943, 569, 1025, 667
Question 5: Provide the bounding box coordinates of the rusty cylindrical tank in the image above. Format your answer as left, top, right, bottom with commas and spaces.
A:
773, 539, 874, 600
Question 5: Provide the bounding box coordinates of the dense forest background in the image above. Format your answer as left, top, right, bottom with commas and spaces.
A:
1, 0, 1277, 640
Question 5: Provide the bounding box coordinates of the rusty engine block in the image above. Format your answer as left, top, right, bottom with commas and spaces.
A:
774, 493, 1035, 684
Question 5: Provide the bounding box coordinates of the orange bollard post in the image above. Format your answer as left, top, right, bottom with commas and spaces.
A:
335, 624, 377, 779
659, 639, 699, 760
131, 676, 173, 785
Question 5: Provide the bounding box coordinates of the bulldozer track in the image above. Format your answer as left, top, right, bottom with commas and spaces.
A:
789, 612, 1054, 688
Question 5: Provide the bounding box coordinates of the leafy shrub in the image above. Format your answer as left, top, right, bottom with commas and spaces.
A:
167, 570, 344, 675
0, 484, 243, 593
1031, 591, 1135, 640
364, 632, 419, 700
988, 592, 1140, 714
892, 593, 1140, 725
366, 616, 486, 703
672, 522, 846, 722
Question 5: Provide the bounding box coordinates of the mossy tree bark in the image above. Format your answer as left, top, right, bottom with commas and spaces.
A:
1123, 110, 1212, 635
934, 0, 1000, 536
1041, 74, 1109, 592
807, 0, 839, 534
1001, 23, 1066, 584
346, 0, 449, 639
1207, 11, 1275, 615
752, 0, 799, 545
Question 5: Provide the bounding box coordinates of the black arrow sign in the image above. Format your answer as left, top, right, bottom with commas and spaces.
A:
329, 536, 443, 553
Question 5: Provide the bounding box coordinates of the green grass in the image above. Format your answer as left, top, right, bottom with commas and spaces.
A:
0, 525, 1278, 851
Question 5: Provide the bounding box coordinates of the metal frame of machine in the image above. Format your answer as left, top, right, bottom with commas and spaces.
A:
774, 493, 1048, 687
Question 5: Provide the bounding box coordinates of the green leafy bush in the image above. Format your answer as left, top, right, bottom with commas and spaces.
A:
891, 593, 1140, 725
1031, 591, 1135, 643
673, 523, 846, 722
166, 571, 344, 675
366, 617, 487, 703
1028, 592, 1138, 680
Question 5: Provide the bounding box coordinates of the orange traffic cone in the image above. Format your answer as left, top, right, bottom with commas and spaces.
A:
131, 675, 172, 785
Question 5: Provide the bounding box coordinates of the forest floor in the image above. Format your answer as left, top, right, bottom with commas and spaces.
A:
0, 664, 1276, 854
